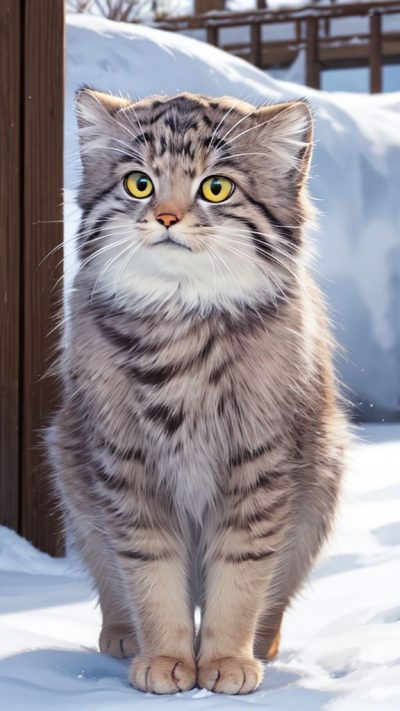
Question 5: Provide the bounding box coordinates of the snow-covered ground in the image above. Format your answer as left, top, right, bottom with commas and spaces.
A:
1, 424, 399, 709
65, 14, 400, 421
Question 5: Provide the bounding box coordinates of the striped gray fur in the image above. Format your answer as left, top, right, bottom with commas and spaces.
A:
48, 90, 348, 695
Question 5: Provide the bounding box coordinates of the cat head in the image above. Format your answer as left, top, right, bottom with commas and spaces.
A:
75, 89, 313, 314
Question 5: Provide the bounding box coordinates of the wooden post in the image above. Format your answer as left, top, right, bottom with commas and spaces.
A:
207, 24, 219, 46
370, 12, 382, 93
20, 0, 65, 555
0, 0, 21, 533
295, 19, 301, 43
306, 18, 320, 89
251, 22, 262, 67
0, 0, 64, 555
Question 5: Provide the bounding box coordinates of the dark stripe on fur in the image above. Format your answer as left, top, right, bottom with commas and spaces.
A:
254, 525, 281, 540
93, 464, 127, 492
118, 549, 166, 562
209, 359, 232, 385
222, 497, 285, 530
230, 442, 275, 468
129, 334, 214, 387
101, 437, 144, 464
98, 319, 160, 357
229, 471, 286, 497
144, 403, 184, 435
225, 213, 272, 260
242, 189, 295, 243
224, 549, 275, 563
80, 179, 121, 216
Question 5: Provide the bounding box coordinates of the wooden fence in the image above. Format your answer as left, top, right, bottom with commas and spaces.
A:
153, 1, 400, 92
0, 0, 64, 555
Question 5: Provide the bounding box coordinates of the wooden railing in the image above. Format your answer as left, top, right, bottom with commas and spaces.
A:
151, 1, 400, 92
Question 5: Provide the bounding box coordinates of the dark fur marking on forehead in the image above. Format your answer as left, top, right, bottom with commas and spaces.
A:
164, 116, 176, 132
183, 141, 195, 160
147, 108, 171, 125
159, 136, 167, 156
203, 114, 212, 128
212, 137, 229, 152
209, 101, 219, 110
203, 135, 229, 156
132, 131, 154, 146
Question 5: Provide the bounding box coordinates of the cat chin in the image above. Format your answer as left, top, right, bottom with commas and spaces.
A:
96, 262, 280, 318
88, 235, 283, 315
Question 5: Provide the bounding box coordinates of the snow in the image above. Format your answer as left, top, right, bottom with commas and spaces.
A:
65, 14, 400, 420
1, 425, 400, 709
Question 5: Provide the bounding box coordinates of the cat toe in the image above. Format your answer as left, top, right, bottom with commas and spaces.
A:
198, 656, 264, 694
130, 654, 196, 694
99, 625, 138, 658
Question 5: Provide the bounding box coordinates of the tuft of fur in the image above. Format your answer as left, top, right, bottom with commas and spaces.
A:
49, 90, 347, 695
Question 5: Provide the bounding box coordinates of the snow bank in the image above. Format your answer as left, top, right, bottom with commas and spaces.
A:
1, 425, 400, 709
65, 14, 400, 420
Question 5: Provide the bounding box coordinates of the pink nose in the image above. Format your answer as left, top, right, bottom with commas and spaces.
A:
156, 213, 179, 228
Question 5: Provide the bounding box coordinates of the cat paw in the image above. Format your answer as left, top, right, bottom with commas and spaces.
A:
99, 625, 138, 658
129, 654, 196, 694
198, 656, 264, 694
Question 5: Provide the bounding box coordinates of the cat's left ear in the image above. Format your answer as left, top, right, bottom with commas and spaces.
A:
75, 87, 131, 126
253, 100, 313, 187
74, 87, 131, 158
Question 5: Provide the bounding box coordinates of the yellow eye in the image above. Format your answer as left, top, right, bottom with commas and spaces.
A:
200, 176, 234, 203
124, 172, 154, 199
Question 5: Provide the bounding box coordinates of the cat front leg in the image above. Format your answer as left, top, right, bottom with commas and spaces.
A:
107, 515, 196, 694
198, 481, 291, 694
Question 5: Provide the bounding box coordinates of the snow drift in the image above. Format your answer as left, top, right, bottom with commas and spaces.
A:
65, 14, 400, 420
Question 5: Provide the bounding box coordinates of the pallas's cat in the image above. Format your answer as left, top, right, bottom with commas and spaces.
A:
49, 89, 347, 695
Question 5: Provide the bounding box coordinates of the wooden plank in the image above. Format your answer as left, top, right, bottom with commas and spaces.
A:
370, 12, 382, 92
0, 0, 21, 531
306, 17, 320, 89
207, 24, 219, 46
251, 22, 262, 67
21, 0, 64, 555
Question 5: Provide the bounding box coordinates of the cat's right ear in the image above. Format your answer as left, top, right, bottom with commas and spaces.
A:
74, 87, 131, 159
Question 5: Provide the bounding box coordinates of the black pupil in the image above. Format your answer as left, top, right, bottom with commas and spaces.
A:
137, 176, 148, 192
210, 179, 222, 196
